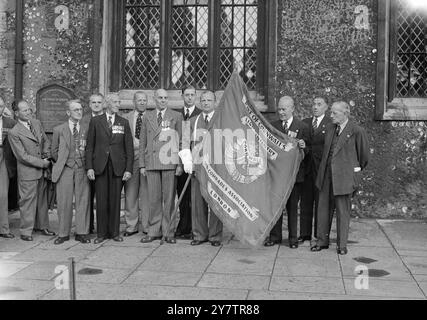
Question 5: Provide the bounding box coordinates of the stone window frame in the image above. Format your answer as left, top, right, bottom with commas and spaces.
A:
376, 0, 427, 120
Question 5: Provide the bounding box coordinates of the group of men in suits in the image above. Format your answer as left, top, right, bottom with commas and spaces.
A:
264, 96, 369, 255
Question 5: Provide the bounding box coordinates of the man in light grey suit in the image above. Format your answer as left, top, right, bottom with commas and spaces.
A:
139, 89, 184, 244
8, 100, 55, 241
51, 100, 91, 245
122, 91, 150, 237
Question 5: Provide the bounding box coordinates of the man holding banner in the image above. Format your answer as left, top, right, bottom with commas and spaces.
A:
180, 91, 223, 247
180, 73, 304, 247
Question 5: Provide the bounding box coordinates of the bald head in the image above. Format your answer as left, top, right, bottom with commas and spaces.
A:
155, 89, 168, 110
330, 101, 350, 125
277, 96, 295, 121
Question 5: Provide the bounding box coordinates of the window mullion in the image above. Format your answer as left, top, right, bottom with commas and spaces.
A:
209, 0, 219, 90
161, 0, 171, 89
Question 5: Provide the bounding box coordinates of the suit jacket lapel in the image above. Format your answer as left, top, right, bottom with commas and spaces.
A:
314, 116, 328, 134
100, 115, 112, 138
16, 122, 38, 142
62, 123, 72, 148
333, 121, 354, 156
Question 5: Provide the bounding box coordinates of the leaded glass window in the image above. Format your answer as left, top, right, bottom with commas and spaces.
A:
395, 0, 427, 97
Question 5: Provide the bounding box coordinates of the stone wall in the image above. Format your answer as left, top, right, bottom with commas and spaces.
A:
277, 0, 427, 218
0, 0, 15, 105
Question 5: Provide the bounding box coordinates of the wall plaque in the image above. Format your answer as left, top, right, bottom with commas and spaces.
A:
36, 84, 75, 133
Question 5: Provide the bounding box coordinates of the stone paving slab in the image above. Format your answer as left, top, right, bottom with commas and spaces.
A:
0, 239, 41, 252
207, 248, 277, 276
273, 258, 342, 278
0, 252, 19, 260
81, 246, 154, 269
0, 261, 32, 278
197, 273, 270, 290
277, 246, 339, 260
343, 278, 425, 299
124, 270, 203, 287
419, 282, 427, 297
37, 239, 80, 250
397, 249, 427, 257
378, 220, 427, 251
0, 279, 55, 300
269, 276, 345, 295
151, 243, 220, 259
400, 256, 427, 275
246, 290, 420, 300
74, 263, 134, 284
12, 248, 90, 263
41, 283, 249, 300
345, 220, 392, 247
138, 255, 213, 273
8, 262, 58, 281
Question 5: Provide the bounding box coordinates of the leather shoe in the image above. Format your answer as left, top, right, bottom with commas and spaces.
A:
191, 240, 207, 246
210, 241, 221, 247
124, 231, 138, 237
298, 236, 311, 243
113, 236, 123, 242
175, 233, 192, 239
140, 236, 161, 243
165, 237, 177, 244
310, 245, 329, 252
20, 235, 33, 242
54, 236, 70, 245
337, 248, 348, 255
289, 243, 299, 249
37, 229, 56, 236
94, 237, 105, 244
0, 233, 15, 239
75, 235, 91, 244
264, 240, 281, 247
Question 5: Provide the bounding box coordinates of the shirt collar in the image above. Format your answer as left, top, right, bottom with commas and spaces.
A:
185, 105, 196, 114
69, 119, 80, 128
19, 119, 30, 128
314, 114, 325, 124
339, 119, 349, 132
202, 111, 215, 122
284, 116, 294, 127
157, 108, 167, 117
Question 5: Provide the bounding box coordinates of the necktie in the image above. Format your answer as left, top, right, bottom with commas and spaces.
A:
157, 112, 163, 127
205, 114, 209, 125
185, 109, 190, 121
313, 117, 318, 130
73, 123, 80, 149
28, 121, 38, 142
108, 116, 113, 129
135, 112, 143, 139
282, 121, 288, 132
336, 125, 341, 136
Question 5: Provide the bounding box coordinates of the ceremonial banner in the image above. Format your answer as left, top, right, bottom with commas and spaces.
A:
195, 73, 304, 246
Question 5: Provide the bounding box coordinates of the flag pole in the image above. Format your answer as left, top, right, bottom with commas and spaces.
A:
160, 173, 193, 245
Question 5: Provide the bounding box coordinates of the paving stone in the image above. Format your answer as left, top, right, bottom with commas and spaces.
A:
207, 248, 277, 276
37, 239, 80, 250
343, 278, 425, 298
151, 243, 220, 259
247, 290, 417, 300
198, 273, 270, 290
413, 274, 427, 282
273, 258, 342, 278
277, 245, 339, 260
12, 249, 90, 263
338, 247, 412, 281
9, 262, 58, 281
397, 249, 427, 258
81, 246, 153, 269
0, 252, 19, 260
103, 235, 162, 248
378, 220, 427, 251
418, 282, 427, 297
222, 240, 278, 251
345, 220, 392, 247
0, 239, 40, 252
0, 261, 32, 278
41, 283, 248, 300
138, 256, 213, 273
269, 276, 345, 295
401, 256, 427, 275
74, 263, 134, 284
124, 270, 202, 287
0, 279, 55, 300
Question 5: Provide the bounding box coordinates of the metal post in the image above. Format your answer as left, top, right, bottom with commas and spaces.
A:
68, 258, 77, 300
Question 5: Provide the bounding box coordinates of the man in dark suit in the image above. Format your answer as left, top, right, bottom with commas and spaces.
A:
311, 101, 369, 255
82, 93, 104, 234
264, 96, 309, 248
175, 85, 202, 239
139, 89, 183, 244
300, 97, 332, 244
0, 96, 17, 239
8, 100, 55, 241
85, 93, 133, 244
